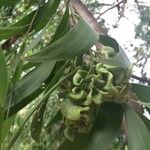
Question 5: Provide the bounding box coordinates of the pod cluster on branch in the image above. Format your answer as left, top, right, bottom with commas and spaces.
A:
58, 60, 131, 141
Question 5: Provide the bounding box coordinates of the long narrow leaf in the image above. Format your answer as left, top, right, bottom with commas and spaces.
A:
0, 49, 8, 107
0, 0, 61, 40
26, 18, 98, 62
85, 102, 123, 150
60, 102, 123, 150
5, 61, 55, 117
31, 99, 47, 142
124, 105, 150, 150
131, 83, 150, 108
6, 67, 80, 149
0, 0, 20, 7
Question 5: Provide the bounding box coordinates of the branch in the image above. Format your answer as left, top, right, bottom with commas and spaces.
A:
71, 0, 105, 34
100, 0, 125, 16
131, 75, 150, 85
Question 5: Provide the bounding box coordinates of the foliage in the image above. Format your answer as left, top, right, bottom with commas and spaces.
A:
0, 0, 150, 150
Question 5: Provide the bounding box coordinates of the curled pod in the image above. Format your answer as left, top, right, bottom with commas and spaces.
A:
104, 64, 126, 84
115, 83, 131, 102
103, 71, 119, 94
100, 90, 114, 98
60, 99, 89, 121
73, 70, 88, 86
103, 83, 119, 95
92, 74, 105, 89
101, 46, 116, 58
92, 88, 103, 105
68, 87, 87, 103
64, 125, 75, 141
83, 89, 93, 106
95, 63, 105, 74
85, 74, 96, 83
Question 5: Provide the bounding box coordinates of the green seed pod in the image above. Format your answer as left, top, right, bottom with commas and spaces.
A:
64, 126, 75, 141
85, 74, 96, 83
95, 63, 106, 74
92, 74, 105, 89
83, 89, 93, 106
73, 70, 88, 86
100, 90, 114, 98
60, 99, 89, 121
102, 46, 116, 58
68, 87, 87, 102
103, 71, 119, 94
92, 88, 103, 105
103, 64, 126, 84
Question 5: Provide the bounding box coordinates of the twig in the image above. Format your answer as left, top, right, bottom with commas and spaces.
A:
131, 75, 150, 85
100, 0, 125, 16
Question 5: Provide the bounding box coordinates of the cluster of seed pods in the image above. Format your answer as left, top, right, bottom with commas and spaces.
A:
58, 62, 129, 140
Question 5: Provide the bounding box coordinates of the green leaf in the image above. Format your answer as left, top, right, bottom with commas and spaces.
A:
6, 88, 43, 118
59, 133, 90, 150
85, 102, 123, 150
124, 105, 150, 150
31, 100, 47, 142
24, 4, 69, 55
104, 46, 131, 69
0, 0, 20, 7
99, 35, 119, 52
0, 0, 61, 40
139, 114, 150, 132
45, 60, 70, 93
0, 106, 4, 149
11, 60, 23, 84
26, 18, 98, 62
12, 61, 55, 103
5, 61, 55, 117
46, 110, 62, 133
6, 97, 45, 150
6, 67, 79, 149
131, 83, 150, 102
2, 115, 15, 140
131, 83, 150, 108
60, 102, 123, 150
50, 6, 70, 44
0, 49, 8, 107
0, 26, 27, 41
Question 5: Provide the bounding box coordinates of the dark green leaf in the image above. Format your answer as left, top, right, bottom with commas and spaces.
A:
11, 60, 23, 84
46, 110, 62, 133
104, 46, 131, 69
6, 67, 80, 150
59, 133, 90, 150
50, 7, 70, 44
0, 106, 4, 149
0, 0, 20, 7
0, 26, 27, 41
99, 35, 119, 52
11, 61, 55, 104
131, 83, 150, 102
45, 60, 71, 93
131, 83, 150, 108
6, 88, 43, 118
0, 0, 61, 40
124, 105, 150, 150
139, 114, 150, 131
26, 18, 98, 62
31, 100, 47, 142
85, 102, 123, 150
0, 49, 8, 107
60, 102, 123, 150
